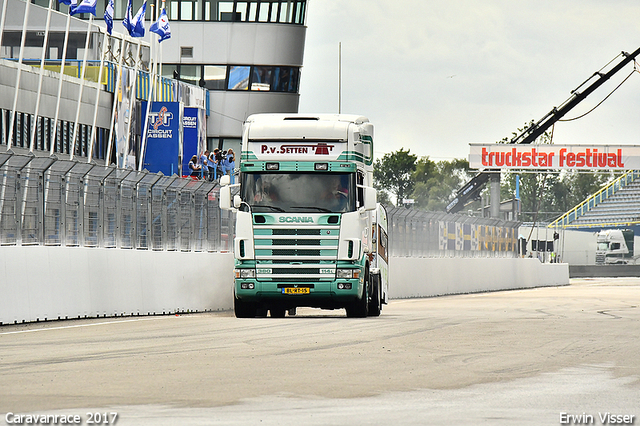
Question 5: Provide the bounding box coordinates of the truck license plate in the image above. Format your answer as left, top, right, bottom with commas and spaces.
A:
282, 287, 310, 294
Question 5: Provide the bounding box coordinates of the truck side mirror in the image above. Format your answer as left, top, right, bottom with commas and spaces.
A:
233, 194, 242, 209
364, 187, 377, 211
219, 185, 233, 210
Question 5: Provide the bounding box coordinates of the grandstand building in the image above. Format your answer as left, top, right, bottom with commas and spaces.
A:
0, 0, 307, 163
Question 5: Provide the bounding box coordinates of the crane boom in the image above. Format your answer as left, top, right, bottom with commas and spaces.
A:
446, 46, 640, 214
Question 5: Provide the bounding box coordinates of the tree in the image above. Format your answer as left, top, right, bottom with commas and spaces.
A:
410, 158, 473, 211
373, 148, 417, 206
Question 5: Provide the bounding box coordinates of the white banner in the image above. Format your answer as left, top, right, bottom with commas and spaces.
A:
469, 144, 640, 170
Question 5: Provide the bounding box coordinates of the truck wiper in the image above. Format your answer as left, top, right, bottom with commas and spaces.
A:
254, 205, 285, 212
290, 206, 332, 212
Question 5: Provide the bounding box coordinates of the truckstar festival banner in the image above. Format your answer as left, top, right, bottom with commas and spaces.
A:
469, 144, 640, 170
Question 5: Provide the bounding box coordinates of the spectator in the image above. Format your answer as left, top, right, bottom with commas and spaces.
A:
208, 151, 217, 181
188, 155, 201, 178
227, 148, 236, 184
199, 150, 209, 180
214, 148, 224, 179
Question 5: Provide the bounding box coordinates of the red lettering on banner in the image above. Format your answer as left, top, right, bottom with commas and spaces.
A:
479, 147, 627, 169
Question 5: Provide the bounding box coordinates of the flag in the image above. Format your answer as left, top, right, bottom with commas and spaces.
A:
58, 0, 73, 6
122, 0, 133, 34
123, 0, 147, 38
70, 0, 97, 15
104, 0, 114, 35
149, 8, 171, 42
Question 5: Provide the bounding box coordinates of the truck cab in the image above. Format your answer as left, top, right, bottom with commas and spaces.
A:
596, 229, 634, 265
220, 114, 389, 318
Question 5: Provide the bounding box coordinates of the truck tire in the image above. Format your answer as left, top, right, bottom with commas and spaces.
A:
368, 274, 382, 317
270, 307, 286, 318
234, 293, 257, 318
346, 269, 369, 318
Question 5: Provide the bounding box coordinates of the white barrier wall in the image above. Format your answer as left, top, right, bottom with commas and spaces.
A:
0, 247, 235, 325
389, 257, 569, 299
0, 248, 569, 324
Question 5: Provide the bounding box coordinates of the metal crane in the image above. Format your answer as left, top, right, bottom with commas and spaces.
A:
446, 46, 640, 214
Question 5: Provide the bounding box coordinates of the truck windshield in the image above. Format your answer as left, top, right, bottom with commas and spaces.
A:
242, 172, 355, 213
597, 243, 609, 250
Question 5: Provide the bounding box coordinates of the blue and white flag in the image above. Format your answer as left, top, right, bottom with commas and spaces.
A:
70, 0, 97, 15
58, 0, 73, 6
104, 0, 114, 34
123, 0, 147, 37
149, 8, 171, 43
122, 0, 134, 34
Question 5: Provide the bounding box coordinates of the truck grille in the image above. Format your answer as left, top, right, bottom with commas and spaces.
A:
254, 222, 340, 281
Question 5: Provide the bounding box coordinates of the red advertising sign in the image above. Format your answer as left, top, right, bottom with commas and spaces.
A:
469, 144, 640, 170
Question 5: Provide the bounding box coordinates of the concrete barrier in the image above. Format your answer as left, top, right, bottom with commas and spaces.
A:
0, 246, 235, 325
389, 257, 569, 299
0, 247, 570, 324
569, 264, 640, 278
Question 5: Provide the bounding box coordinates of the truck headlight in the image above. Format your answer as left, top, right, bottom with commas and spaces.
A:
235, 269, 256, 279
336, 269, 360, 279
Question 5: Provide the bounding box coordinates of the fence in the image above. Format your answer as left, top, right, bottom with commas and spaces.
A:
1, 150, 520, 257
0, 151, 234, 251
387, 207, 520, 258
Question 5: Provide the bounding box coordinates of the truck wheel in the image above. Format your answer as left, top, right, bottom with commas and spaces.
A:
346, 270, 369, 318
234, 294, 257, 318
270, 307, 286, 318
368, 274, 382, 317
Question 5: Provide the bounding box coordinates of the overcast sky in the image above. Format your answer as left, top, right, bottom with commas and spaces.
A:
298, 1, 640, 162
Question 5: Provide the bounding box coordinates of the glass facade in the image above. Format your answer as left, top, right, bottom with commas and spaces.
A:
39, 0, 305, 24
1, 109, 110, 160
165, 64, 300, 93
169, 0, 306, 23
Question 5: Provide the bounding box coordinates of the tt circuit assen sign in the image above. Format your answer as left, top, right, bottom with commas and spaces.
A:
469, 144, 640, 170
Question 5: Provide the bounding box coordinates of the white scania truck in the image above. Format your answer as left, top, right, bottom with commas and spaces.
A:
219, 114, 389, 318
595, 229, 635, 265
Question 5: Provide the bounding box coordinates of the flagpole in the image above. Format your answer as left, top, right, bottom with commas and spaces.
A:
50, 9, 73, 156
138, 2, 156, 171
87, 27, 110, 162
122, 39, 141, 169
70, 13, 95, 160
7, 0, 32, 150
29, 0, 56, 152
105, 36, 125, 168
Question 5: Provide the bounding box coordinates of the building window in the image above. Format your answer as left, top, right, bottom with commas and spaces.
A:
178, 64, 201, 86
181, 46, 194, 58
165, 0, 305, 23
228, 66, 250, 90
251, 66, 272, 91
168, 64, 301, 93
204, 65, 227, 90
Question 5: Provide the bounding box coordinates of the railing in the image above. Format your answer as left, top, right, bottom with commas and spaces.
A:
0, 151, 233, 251
13, 58, 176, 101
548, 170, 640, 228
